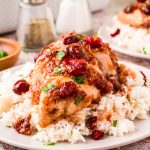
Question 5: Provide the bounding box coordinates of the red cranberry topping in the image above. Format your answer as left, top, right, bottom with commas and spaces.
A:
34, 53, 41, 63
13, 80, 30, 95
92, 130, 104, 140
110, 28, 120, 37
95, 77, 113, 95
13, 115, 33, 135
124, 5, 136, 14
101, 82, 114, 95
66, 44, 83, 58
95, 77, 106, 89
141, 5, 150, 15
86, 36, 102, 48
86, 116, 97, 130
64, 36, 78, 45
140, 71, 147, 84
137, 0, 146, 2
59, 81, 76, 98
63, 58, 87, 76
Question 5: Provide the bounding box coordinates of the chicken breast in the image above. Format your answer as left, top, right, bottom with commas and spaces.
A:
28, 32, 121, 128
118, 2, 150, 30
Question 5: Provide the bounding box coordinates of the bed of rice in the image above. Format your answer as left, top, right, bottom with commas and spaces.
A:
107, 17, 150, 55
0, 63, 150, 144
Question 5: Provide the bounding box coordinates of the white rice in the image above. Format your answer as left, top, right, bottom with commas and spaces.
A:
0, 62, 150, 144
107, 17, 150, 55
0, 62, 34, 114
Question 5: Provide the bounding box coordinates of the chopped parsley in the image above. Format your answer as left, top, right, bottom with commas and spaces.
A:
128, 98, 137, 105
142, 47, 148, 55
85, 118, 88, 125
42, 84, 54, 93
76, 35, 83, 40
93, 32, 98, 41
72, 76, 84, 84
112, 120, 118, 127
44, 142, 56, 146
75, 96, 83, 105
54, 67, 63, 74
71, 130, 73, 136
129, 100, 132, 105
18, 74, 23, 77
0, 50, 8, 58
57, 51, 65, 60
6, 126, 12, 128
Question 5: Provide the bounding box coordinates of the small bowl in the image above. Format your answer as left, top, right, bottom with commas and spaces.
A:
0, 38, 20, 71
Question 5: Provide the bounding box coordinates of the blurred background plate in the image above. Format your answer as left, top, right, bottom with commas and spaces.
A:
98, 23, 150, 60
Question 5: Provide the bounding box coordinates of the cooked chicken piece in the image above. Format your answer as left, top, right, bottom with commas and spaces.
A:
118, 3, 150, 30
28, 32, 121, 128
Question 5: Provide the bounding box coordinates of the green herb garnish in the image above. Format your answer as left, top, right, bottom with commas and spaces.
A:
54, 67, 63, 74
93, 32, 98, 41
75, 96, 83, 105
112, 120, 118, 127
142, 47, 148, 55
6, 126, 12, 128
42, 84, 54, 93
71, 130, 73, 136
18, 74, 23, 77
44, 142, 56, 146
57, 51, 65, 60
76, 35, 83, 40
0, 50, 8, 58
72, 76, 84, 84
85, 118, 88, 125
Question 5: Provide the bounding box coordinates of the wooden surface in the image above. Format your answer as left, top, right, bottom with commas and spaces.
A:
0, 0, 150, 149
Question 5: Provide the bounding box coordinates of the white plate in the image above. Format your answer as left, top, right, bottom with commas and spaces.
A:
0, 62, 150, 150
98, 23, 150, 60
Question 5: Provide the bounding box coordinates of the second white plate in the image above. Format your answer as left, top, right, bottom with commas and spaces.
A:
98, 23, 150, 60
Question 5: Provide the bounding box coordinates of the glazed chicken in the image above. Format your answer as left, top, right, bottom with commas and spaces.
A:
11, 31, 130, 133
26, 32, 122, 128
118, 1, 150, 30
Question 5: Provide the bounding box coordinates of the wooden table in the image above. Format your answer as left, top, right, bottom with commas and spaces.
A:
0, 1, 150, 149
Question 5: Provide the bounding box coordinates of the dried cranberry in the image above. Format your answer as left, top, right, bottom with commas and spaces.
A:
101, 82, 114, 95
34, 53, 41, 63
140, 71, 147, 84
64, 36, 78, 45
59, 81, 76, 98
95, 77, 106, 89
86, 116, 97, 130
92, 130, 104, 140
141, 5, 150, 15
13, 115, 33, 135
63, 58, 87, 76
124, 5, 135, 14
110, 28, 120, 37
86, 36, 102, 48
137, 0, 146, 2
66, 44, 83, 58
13, 80, 30, 95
